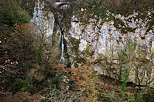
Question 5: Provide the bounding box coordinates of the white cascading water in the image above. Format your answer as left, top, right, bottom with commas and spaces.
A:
60, 33, 65, 64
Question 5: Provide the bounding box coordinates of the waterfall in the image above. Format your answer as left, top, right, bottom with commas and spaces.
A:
31, 0, 68, 65
60, 32, 65, 64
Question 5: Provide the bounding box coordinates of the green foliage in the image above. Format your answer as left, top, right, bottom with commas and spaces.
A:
13, 78, 33, 93
126, 40, 137, 56
129, 88, 148, 102
118, 68, 130, 102
13, 77, 46, 94
16, 0, 35, 17
0, 0, 31, 25
110, 39, 150, 102
48, 75, 63, 92
36, 36, 46, 65
90, 0, 97, 4
70, 38, 80, 54
118, 39, 137, 80
109, 67, 130, 102
86, 43, 91, 54
90, 0, 107, 19
75, 39, 81, 48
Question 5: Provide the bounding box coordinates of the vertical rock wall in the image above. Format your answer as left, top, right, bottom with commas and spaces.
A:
31, 0, 55, 39
68, 9, 154, 87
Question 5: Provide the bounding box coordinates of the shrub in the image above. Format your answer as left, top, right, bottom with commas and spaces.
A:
9, 24, 37, 73
0, 24, 38, 91
0, 0, 31, 25
13, 78, 33, 93
73, 65, 99, 102
16, 0, 35, 17
109, 39, 150, 102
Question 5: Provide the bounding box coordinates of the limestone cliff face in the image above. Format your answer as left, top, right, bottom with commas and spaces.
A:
31, 0, 54, 39
68, 9, 154, 87
31, 1, 154, 87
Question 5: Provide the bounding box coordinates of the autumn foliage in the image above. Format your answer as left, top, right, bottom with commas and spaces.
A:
50, 64, 99, 102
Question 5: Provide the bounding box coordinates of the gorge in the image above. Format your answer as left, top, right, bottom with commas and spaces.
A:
0, 0, 154, 101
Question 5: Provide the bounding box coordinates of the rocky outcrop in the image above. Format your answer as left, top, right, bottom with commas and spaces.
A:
68, 9, 154, 87
31, 0, 55, 39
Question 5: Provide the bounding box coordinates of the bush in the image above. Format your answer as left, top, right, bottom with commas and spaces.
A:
0, 0, 31, 25
13, 78, 33, 93
16, 0, 35, 17
0, 0, 37, 92
70, 65, 99, 102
